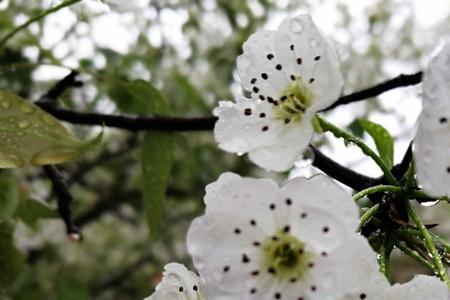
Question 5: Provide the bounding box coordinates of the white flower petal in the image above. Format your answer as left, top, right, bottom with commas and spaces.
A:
274, 15, 343, 110
247, 118, 314, 171
336, 253, 390, 300
213, 98, 286, 154
415, 42, 450, 197
144, 263, 206, 300
337, 271, 389, 300
187, 173, 367, 299
71, 0, 110, 17
214, 14, 343, 171
308, 235, 385, 300
280, 174, 359, 252
387, 275, 449, 300
238, 30, 289, 99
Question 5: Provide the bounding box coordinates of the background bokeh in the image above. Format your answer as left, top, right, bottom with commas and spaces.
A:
1, 0, 450, 299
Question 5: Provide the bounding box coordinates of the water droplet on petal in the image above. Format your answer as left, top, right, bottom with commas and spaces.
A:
290, 19, 303, 33
238, 56, 251, 70
310, 38, 318, 47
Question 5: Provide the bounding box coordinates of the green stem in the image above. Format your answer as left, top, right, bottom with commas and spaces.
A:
316, 115, 398, 186
404, 160, 416, 192
399, 228, 450, 253
353, 185, 402, 201
394, 240, 435, 271
410, 190, 449, 202
359, 203, 380, 227
405, 199, 450, 286
0, 0, 82, 47
379, 241, 393, 282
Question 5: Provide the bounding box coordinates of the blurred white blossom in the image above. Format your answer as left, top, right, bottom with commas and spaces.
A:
143, 263, 207, 300
415, 41, 450, 197
70, 0, 110, 17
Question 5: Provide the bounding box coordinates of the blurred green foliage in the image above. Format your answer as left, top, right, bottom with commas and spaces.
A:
0, 0, 448, 299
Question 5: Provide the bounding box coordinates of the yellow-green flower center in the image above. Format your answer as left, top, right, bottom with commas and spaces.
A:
261, 230, 311, 283
274, 78, 314, 124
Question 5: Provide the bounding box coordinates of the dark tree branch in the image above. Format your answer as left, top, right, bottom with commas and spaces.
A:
43, 165, 80, 239
35, 72, 423, 132
394, 142, 413, 180
37, 101, 217, 131
310, 145, 377, 190
38, 72, 84, 239
323, 72, 423, 111
371, 142, 414, 186
37, 70, 83, 103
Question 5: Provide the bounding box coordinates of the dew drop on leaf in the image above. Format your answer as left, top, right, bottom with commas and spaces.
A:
19, 103, 34, 114
1, 101, 11, 109
17, 120, 30, 129
30, 147, 78, 166
0, 153, 25, 168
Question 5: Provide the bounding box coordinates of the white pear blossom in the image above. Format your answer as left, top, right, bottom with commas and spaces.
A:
143, 263, 206, 300
214, 15, 343, 171
71, 0, 110, 17
337, 265, 390, 300
107, 0, 150, 12
385, 275, 449, 300
187, 173, 381, 300
339, 274, 449, 300
415, 42, 450, 197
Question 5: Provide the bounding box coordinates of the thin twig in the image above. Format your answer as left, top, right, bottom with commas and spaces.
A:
37, 101, 217, 131
38, 70, 82, 103
43, 165, 81, 240
0, 0, 82, 47
323, 72, 423, 111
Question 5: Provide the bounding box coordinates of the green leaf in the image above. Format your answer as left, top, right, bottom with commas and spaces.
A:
0, 223, 25, 292
15, 198, 57, 228
347, 119, 365, 138
0, 170, 19, 222
358, 119, 394, 169
127, 80, 174, 239
128, 80, 172, 114
0, 90, 101, 168
165, 72, 208, 112
56, 275, 89, 300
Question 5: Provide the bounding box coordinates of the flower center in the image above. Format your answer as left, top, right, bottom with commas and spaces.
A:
261, 230, 311, 282
274, 78, 314, 125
